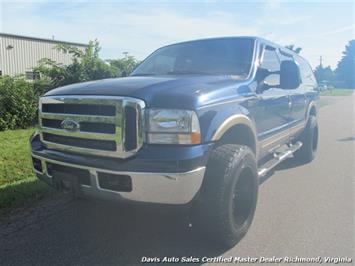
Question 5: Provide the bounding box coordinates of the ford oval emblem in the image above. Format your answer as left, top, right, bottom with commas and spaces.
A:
61, 119, 80, 132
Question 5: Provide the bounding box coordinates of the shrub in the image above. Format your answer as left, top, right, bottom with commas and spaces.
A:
0, 40, 140, 131
0, 76, 39, 131
108, 55, 140, 77
35, 40, 118, 90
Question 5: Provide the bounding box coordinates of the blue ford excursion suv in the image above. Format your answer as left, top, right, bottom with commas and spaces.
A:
30, 37, 318, 247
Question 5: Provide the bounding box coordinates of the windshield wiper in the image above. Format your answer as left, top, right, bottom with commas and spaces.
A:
131, 70, 215, 76
164, 70, 215, 75
130, 73, 156, 76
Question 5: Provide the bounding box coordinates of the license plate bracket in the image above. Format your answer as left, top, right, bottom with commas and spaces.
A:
52, 170, 80, 195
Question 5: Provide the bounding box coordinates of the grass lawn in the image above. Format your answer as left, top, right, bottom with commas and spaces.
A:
320, 88, 354, 96
0, 128, 54, 215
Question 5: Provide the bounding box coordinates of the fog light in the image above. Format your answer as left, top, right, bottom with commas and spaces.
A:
98, 172, 132, 192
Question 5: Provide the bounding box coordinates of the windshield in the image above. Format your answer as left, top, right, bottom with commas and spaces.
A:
132, 38, 255, 78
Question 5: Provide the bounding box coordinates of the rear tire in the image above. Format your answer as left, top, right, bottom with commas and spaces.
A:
192, 144, 258, 247
293, 115, 318, 164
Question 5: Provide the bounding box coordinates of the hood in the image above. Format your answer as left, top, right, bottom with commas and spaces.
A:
44, 75, 250, 109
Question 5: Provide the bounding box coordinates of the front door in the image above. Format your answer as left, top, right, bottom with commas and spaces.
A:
251, 45, 291, 156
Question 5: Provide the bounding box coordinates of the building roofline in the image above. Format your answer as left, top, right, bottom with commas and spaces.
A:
0, 32, 88, 47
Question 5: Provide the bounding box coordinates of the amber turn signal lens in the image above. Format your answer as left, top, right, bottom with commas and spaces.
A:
190, 132, 201, 144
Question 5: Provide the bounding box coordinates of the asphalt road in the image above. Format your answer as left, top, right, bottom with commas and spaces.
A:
1, 95, 354, 266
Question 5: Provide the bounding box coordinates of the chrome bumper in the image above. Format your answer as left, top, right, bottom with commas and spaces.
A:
31, 154, 205, 205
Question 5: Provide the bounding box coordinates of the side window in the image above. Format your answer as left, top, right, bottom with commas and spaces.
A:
260, 46, 280, 87
295, 57, 317, 88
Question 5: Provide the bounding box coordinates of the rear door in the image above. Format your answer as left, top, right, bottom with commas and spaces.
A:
288, 55, 314, 131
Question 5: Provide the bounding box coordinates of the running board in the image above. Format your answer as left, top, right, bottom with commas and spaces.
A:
258, 141, 303, 178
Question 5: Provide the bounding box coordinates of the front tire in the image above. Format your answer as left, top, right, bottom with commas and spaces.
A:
193, 144, 258, 247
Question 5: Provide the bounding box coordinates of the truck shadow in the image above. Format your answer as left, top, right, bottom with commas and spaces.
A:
87, 201, 228, 265
3, 157, 310, 265
273, 157, 305, 171
2, 197, 230, 265
259, 158, 305, 185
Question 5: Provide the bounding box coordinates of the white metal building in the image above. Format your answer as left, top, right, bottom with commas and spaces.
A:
0, 33, 87, 79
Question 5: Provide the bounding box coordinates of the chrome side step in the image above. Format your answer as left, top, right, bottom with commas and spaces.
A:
258, 141, 303, 178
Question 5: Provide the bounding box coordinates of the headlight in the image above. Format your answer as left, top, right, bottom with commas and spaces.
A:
147, 109, 201, 144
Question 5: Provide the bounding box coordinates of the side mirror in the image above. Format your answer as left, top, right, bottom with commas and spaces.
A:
256, 67, 278, 93
280, 60, 301, 90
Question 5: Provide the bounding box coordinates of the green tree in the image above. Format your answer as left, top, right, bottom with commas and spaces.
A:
108, 55, 140, 76
314, 65, 334, 83
35, 40, 117, 90
335, 40, 355, 88
0, 76, 38, 130
285, 44, 302, 54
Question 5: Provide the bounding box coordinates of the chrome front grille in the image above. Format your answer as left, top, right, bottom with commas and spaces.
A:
39, 95, 145, 158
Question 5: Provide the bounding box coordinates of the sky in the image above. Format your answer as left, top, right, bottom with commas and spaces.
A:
0, 0, 354, 68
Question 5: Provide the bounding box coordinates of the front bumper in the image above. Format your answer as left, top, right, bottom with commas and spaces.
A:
30, 133, 212, 205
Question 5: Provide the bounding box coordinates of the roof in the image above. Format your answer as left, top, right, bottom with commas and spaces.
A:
0, 32, 88, 47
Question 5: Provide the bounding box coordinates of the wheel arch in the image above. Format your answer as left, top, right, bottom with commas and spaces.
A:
307, 101, 317, 120
211, 115, 258, 158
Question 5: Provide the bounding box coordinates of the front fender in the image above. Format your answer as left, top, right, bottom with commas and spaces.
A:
197, 102, 257, 154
